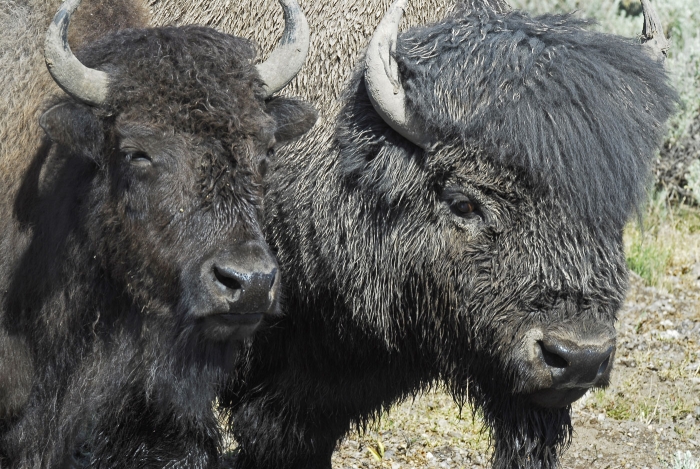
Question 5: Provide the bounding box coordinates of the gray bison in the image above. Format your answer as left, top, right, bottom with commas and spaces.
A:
0, 0, 316, 466
158, 0, 676, 468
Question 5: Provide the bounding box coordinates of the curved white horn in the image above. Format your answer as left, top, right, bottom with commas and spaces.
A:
364, 0, 429, 148
256, 0, 310, 98
640, 0, 669, 61
45, 0, 109, 105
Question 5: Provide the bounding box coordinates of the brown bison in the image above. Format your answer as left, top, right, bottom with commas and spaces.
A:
0, 0, 316, 466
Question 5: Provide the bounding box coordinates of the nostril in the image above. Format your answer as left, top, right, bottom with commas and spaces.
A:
214, 266, 242, 292
539, 341, 568, 369
270, 268, 277, 290
597, 355, 610, 376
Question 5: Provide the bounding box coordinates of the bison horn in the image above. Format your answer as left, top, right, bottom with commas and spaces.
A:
364, 0, 430, 148
640, 0, 669, 61
45, 0, 109, 106
256, 0, 310, 98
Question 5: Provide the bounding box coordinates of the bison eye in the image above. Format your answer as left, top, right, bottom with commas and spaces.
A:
456, 201, 474, 214
452, 199, 479, 218
125, 151, 152, 167
441, 187, 484, 222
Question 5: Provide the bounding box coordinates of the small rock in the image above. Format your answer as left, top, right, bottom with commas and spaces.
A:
426, 452, 435, 460
661, 330, 680, 340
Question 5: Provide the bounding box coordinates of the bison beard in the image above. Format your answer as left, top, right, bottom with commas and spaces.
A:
218, 2, 676, 469
0, 1, 316, 466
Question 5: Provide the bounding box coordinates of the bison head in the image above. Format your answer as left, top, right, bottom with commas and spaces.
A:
320, 0, 675, 466
37, 0, 317, 350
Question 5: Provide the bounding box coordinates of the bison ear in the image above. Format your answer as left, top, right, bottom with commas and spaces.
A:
266, 97, 318, 144
39, 102, 103, 158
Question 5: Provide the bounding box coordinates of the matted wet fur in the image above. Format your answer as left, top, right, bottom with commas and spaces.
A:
217, 2, 676, 469
0, 2, 316, 466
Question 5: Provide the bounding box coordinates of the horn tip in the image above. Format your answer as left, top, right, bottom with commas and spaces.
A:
640, 0, 669, 59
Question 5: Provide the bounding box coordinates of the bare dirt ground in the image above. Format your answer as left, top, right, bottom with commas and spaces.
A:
332, 272, 700, 469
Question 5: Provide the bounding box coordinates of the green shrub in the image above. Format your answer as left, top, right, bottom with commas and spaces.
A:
670, 450, 700, 469
626, 237, 672, 285
624, 190, 673, 285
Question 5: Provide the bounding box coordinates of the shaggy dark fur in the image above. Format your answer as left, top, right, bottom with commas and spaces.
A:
220, 3, 676, 469
0, 22, 316, 468
397, 3, 671, 226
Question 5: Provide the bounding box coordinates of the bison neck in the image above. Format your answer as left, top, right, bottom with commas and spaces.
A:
225, 117, 450, 469
232, 122, 442, 424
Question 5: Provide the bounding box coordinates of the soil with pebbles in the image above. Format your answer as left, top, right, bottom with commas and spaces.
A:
331, 273, 700, 469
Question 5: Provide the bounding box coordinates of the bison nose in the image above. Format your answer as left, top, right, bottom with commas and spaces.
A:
523, 327, 616, 408
538, 338, 614, 387
212, 262, 278, 314
206, 241, 280, 316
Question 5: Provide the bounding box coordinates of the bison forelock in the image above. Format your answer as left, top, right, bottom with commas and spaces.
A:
395, 4, 677, 227
77, 25, 274, 170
